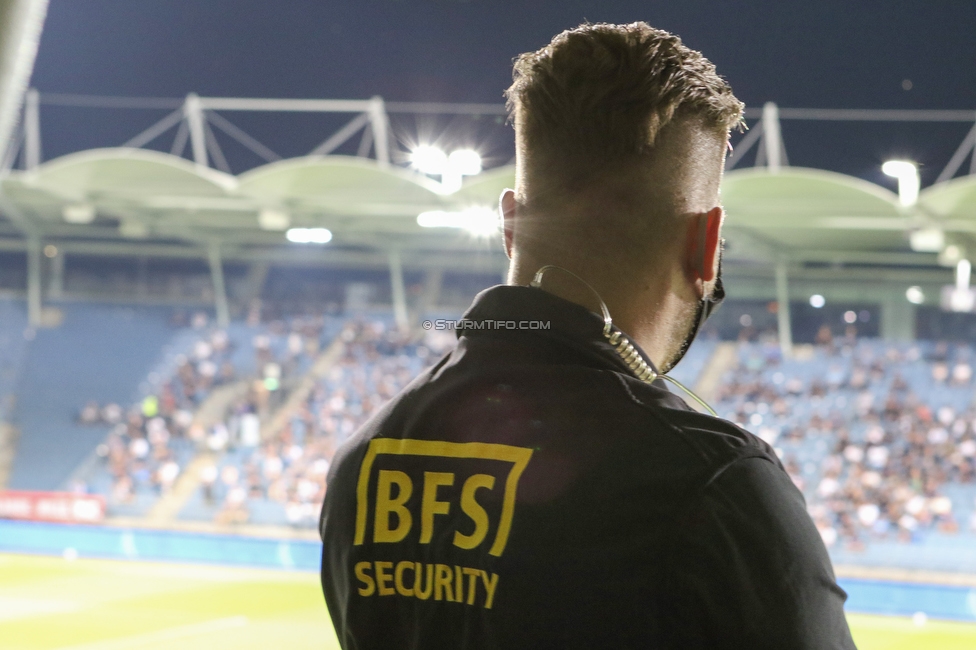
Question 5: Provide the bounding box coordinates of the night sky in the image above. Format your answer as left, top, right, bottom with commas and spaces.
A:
29, 1, 976, 188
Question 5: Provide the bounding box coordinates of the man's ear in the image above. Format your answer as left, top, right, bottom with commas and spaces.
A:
701, 205, 723, 283
684, 205, 724, 283
500, 188, 517, 259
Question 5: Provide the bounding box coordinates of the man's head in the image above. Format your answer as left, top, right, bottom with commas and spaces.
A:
501, 22, 743, 370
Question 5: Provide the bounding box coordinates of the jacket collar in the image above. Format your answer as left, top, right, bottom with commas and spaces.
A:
458, 284, 661, 383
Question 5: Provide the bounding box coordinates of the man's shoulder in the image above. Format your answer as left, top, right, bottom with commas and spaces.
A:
612, 372, 782, 473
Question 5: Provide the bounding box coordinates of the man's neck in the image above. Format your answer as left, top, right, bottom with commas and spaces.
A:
509, 254, 678, 367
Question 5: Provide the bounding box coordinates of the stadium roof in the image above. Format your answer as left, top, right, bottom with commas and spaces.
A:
921, 174, 976, 223
0, 148, 469, 253
3, 147, 975, 267
1, 95, 974, 280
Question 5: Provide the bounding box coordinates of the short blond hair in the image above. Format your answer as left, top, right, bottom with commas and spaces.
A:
506, 22, 743, 193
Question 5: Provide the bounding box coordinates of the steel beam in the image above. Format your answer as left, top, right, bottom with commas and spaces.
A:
0, 0, 47, 167
419, 268, 443, 316
936, 122, 976, 183
368, 96, 390, 166
743, 107, 976, 122
774, 260, 793, 357
47, 245, 62, 298
23, 86, 39, 169
880, 292, 916, 341
184, 93, 208, 167
308, 112, 369, 156
198, 97, 374, 113
388, 250, 409, 332
761, 102, 783, 172
25, 232, 40, 324
122, 107, 184, 149
725, 121, 762, 170
207, 241, 230, 328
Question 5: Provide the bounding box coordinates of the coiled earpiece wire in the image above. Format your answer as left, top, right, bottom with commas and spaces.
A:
530, 265, 718, 417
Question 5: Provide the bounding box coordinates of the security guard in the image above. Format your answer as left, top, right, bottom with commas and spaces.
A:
321, 22, 856, 649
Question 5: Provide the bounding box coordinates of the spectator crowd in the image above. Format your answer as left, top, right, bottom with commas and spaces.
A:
75, 306, 976, 554
198, 318, 455, 526
715, 334, 976, 550
77, 312, 330, 511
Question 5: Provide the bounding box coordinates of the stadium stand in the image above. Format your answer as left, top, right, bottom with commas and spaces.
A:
666, 337, 717, 390
0, 298, 30, 426
172, 321, 712, 528
7, 303, 178, 491
713, 335, 976, 570
6, 284, 976, 577
0, 298, 30, 487
10, 292, 976, 564
71, 312, 345, 517
179, 316, 456, 527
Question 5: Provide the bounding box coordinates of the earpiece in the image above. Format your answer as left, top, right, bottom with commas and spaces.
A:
530, 264, 718, 416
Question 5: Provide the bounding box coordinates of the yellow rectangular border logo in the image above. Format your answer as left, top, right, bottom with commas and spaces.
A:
354, 439, 533, 557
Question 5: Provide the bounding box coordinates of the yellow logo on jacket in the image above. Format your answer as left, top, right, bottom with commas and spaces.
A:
354, 438, 533, 556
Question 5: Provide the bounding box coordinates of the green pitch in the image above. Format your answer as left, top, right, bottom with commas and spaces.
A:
2, 553, 975, 649
0, 553, 339, 650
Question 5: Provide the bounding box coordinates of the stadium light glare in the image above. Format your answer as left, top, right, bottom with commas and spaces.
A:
417, 207, 499, 236
285, 227, 332, 244
944, 260, 976, 312
882, 160, 919, 207
410, 145, 449, 175
119, 220, 149, 239
906, 286, 925, 304
939, 244, 964, 266
447, 149, 482, 176
957, 259, 971, 291
909, 228, 944, 253
809, 294, 826, 308
411, 146, 483, 193
62, 203, 96, 224
258, 208, 290, 231
948, 287, 975, 312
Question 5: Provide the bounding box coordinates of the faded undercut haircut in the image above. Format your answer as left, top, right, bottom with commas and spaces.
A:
506, 22, 744, 199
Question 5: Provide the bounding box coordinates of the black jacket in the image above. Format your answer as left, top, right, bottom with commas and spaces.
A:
320, 285, 856, 649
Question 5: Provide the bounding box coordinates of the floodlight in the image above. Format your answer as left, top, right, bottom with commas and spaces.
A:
957, 259, 971, 291
882, 160, 919, 207
417, 207, 499, 236
905, 286, 925, 304
62, 203, 96, 224
412, 146, 483, 193
258, 208, 290, 231
939, 244, 964, 267
440, 150, 484, 194
410, 146, 448, 175
286, 227, 332, 244
882, 160, 916, 177
119, 220, 149, 238
909, 228, 944, 253
948, 286, 975, 313
809, 294, 825, 308
447, 150, 482, 176
417, 211, 451, 228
